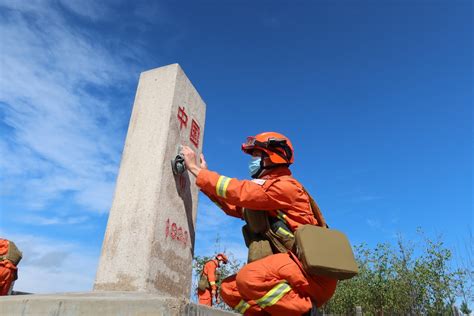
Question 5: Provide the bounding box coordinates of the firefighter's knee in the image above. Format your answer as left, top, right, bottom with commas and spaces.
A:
220, 274, 236, 298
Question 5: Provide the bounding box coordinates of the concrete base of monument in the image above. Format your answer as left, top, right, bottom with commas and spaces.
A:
0, 292, 237, 316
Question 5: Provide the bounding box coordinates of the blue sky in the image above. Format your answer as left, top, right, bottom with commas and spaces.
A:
0, 0, 472, 294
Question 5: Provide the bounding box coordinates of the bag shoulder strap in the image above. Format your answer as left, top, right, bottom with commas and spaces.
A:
274, 175, 328, 228
302, 187, 328, 228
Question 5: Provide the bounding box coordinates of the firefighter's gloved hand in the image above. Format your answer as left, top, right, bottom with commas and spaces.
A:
181, 145, 201, 177
199, 153, 208, 170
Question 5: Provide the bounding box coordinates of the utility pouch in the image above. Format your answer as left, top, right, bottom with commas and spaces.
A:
264, 229, 290, 254
198, 274, 210, 291
0, 241, 22, 266
243, 224, 274, 262
243, 209, 296, 261
295, 224, 358, 280
242, 224, 263, 248
247, 239, 273, 263
269, 218, 295, 252
243, 209, 269, 234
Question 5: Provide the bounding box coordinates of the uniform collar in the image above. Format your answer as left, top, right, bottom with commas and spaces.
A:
260, 166, 292, 180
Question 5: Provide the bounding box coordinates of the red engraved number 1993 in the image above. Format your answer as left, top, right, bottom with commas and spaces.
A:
165, 219, 188, 247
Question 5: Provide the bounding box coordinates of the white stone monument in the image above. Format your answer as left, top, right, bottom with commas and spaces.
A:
94, 63, 206, 299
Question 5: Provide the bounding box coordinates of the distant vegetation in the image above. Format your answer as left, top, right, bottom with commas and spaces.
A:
323, 230, 472, 315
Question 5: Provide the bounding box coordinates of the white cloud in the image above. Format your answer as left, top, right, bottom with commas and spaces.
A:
0, 0, 143, 213
15, 215, 89, 226
2, 232, 99, 293
195, 200, 242, 233
58, 0, 116, 21
0, 0, 53, 16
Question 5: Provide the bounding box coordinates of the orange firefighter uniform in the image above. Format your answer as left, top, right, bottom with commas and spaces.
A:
198, 259, 219, 306
220, 253, 337, 315
0, 240, 19, 296
195, 165, 337, 314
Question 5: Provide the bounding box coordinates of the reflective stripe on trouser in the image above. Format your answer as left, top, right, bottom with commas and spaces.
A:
216, 176, 232, 198
221, 254, 316, 316
255, 281, 291, 309
234, 299, 251, 314
231, 281, 291, 314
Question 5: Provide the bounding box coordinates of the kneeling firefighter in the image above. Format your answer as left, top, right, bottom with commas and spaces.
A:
181, 132, 339, 315
197, 253, 228, 306
0, 239, 22, 296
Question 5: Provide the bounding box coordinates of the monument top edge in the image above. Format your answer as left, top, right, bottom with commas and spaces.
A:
141, 63, 181, 74
138, 63, 206, 107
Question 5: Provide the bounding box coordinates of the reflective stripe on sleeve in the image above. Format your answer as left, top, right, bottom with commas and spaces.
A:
255, 281, 292, 309
234, 299, 251, 314
216, 176, 232, 198
209, 281, 216, 285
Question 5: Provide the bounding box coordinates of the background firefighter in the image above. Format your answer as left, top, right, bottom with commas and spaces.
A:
181, 132, 338, 315
0, 239, 22, 296
197, 253, 229, 306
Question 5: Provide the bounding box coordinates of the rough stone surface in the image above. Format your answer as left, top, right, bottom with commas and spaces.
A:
94, 64, 206, 299
0, 293, 236, 316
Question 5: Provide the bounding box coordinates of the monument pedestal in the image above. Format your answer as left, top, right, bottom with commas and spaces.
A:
0, 293, 237, 316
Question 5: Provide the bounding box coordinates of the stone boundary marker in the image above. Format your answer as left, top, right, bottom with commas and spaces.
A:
94, 64, 206, 299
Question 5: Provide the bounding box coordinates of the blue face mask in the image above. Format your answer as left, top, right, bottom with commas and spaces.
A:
248, 157, 262, 177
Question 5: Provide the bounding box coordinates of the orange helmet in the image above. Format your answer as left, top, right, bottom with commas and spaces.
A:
242, 132, 294, 165
216, 253, 228, 264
